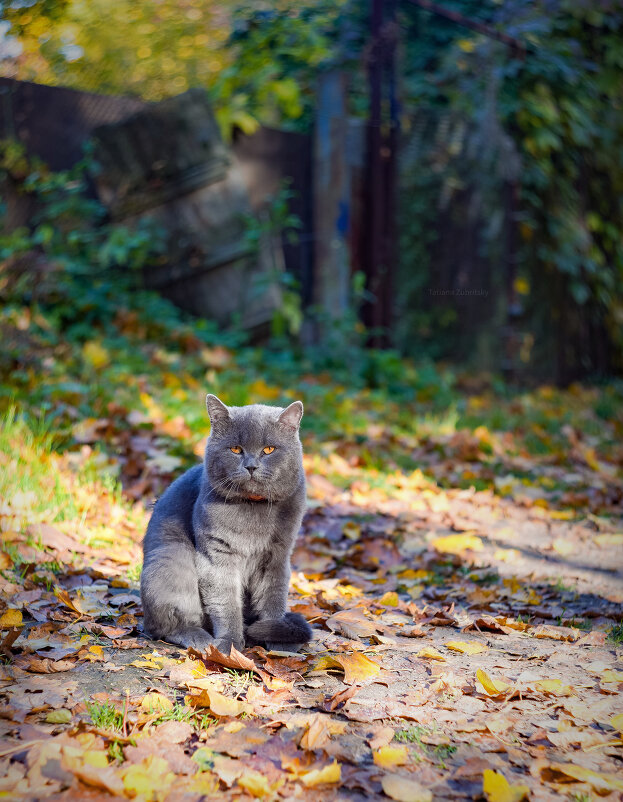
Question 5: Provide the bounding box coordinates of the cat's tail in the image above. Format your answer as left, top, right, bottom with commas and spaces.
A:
246, 612, 312, 643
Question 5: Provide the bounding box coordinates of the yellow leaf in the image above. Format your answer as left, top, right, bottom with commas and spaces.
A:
417, 646, 446, 661
343, 521, 361, 540
82, 340, 110, 369
610, 714, 623, 733
310, 652, 381, 684
547, 763, 623, 793
372, 745, 408, 768
477, 669, 510, 696
140, 692, 173, 713
552, 537, 574, 556
445, 641, 488, 655
185, 686, 252, 717
533, 679, 575, 696
238, 770, 273, 797
601, 669, 623, 683
432, 534, 483, 554
0, 551, 12, 570
83, 750, 108, 768
379, 591, 399, 607
121, 755, 176, 800
0, 609, 22, 628
381, 774, 432, 802
483, 769, 529, 802
300, 760, 341, 787
594, 533, 623, 547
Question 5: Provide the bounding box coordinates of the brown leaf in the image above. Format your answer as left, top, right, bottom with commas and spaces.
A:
325, 609, 381, 639
26, 658, 76, 673
189, 643, 260, 674
324, 684, 360, 712
533, 624, 580, 642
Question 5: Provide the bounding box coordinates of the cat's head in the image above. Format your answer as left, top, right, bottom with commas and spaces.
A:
204, 394, 304, 502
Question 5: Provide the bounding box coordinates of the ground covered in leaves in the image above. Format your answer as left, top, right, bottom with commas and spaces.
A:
1, 299, 623, 801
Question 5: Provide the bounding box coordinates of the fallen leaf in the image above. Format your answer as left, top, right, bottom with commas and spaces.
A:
140, 692, 174, 713
544, 762, 623, 793
373, 745, 408, 768
483, 769, 529, 802
190, 643, 259, 673
0, 609, 23, 628
476, 669, 511, 697
46, 709, 72, 724
417, 646, 446, 661
445, 640, 488, 655
533, 679, 575, 697
325, 609, 380, 639
300, 760, 341, 787
238, 769, 274, 797
610, 714, 623, 733
432, 534, 483, 554
185, 686, 252, 717
533, 624, 579, 642
310, 652, 381, 684
121, 754, 176, 799
381, 774, 432, 802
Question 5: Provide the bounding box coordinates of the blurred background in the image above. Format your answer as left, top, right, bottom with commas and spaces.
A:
1, 0, 622, 386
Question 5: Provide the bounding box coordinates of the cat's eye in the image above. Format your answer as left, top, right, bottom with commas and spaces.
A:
230, 446, 242, 454
262, 446, 275, 455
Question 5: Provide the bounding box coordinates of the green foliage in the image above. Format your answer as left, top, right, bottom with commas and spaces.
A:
396, 0, 623, 374
608, 622, 623, 644
86, 701, 123, 731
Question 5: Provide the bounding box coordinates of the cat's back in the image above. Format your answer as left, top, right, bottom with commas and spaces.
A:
143, 464, 203, 552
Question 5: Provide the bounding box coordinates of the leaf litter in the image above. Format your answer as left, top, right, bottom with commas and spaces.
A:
1, 342, 622, 799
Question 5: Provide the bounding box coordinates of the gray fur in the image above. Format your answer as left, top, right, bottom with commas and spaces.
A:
140, 396, 312, 653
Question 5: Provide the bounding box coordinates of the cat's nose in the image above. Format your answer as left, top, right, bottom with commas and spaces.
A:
245, 465, 258, 476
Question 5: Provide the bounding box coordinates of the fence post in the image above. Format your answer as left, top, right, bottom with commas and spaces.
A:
311, 70, 351, 339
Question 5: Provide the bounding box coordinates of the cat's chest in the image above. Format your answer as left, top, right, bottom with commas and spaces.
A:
200, 502, 284, 556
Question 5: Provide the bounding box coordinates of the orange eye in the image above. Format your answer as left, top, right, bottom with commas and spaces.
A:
262, 446, 275, 455
230, 446, 242, 454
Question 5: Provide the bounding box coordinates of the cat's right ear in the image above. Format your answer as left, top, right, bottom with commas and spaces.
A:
206, 394, 230, 429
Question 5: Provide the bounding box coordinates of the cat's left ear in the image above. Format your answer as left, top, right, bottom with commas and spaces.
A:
206, 394, 230, 428
278, 400, 303, 431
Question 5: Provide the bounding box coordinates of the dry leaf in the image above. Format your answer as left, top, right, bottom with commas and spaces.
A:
300, 760, 341, 787
121, 754, 176, 799
140, 692, 174, 713
417, 646, 446, 661
310, 652, 381, 684
373, 745, 408, 768
483, 769, 529, 802
432, 534, 483, 554
190, 643, 259, 673
0, 609, 23, 628
185, 686, 252, 717
238, 769, 274, 797
445, 640, 487, 655
532, 624, 579, 642
544, 762, 623, 793
381, 774, 433, 802
325, 609, 380, 639
476, 669, 511, 697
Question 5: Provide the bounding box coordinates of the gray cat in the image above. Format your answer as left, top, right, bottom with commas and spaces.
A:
140, 394, 312, 653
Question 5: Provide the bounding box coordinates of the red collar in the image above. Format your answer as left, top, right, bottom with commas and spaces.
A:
246, 494, 266, 502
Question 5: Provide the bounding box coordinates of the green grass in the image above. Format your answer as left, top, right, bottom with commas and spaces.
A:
607, 622, 623, 644
394, 724, 433, 746
86, 701, 124, 731
0, 406, 78, 524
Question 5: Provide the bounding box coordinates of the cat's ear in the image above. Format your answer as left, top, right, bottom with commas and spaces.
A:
206, 394, 230, 428
278, 400, 303, 431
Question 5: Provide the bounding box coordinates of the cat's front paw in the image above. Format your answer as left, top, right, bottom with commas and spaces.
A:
266, 642, 304, 653
215, 636, 244, 654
